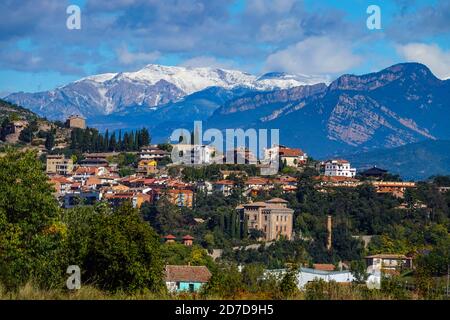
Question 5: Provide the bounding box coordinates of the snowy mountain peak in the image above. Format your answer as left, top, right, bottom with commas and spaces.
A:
77, 72, 117, 84
5, 63, 328, 121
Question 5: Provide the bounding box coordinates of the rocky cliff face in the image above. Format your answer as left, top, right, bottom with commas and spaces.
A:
206, 63, 450, 157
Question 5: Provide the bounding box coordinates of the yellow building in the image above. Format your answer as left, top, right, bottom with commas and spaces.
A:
138, 159, 158, 175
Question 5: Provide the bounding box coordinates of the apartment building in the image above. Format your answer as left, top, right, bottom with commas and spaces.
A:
46, 155, 74, 175
324, 159, 356, 178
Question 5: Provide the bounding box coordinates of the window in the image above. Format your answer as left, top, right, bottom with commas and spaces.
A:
189, 283, 195, 293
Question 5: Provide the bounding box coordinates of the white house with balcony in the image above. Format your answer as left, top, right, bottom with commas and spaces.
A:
324, 159, 356, 178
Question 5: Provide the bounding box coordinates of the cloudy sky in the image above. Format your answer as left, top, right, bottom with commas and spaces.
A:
0, 0, 449, 94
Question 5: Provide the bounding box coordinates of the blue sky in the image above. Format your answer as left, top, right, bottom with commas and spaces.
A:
0, 0, 449, 95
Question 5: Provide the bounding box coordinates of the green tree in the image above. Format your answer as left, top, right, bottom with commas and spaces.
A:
279, 266, 299, 299
45, 131, 55, 151
62, 201, 165, 293
0, 150, 65, 290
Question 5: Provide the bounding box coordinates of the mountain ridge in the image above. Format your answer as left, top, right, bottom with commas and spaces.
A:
4, 62, 450, 159
5, 64, 327, 121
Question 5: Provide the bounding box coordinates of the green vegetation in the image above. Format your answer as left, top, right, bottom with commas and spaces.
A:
70, 127, 150, 153
0, 99, 37, 123
0, 150, 164, 294
0, 149, 449, 300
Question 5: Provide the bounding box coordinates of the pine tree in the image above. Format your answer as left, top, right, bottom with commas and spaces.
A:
45, 131, 55, 151
141, 128, 150, 146
104, 129, 109, 151
118, 130, 122, 151
109, 132, 117, 151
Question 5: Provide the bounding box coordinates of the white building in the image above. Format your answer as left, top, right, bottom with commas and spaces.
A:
140, 145, 170, 160
171, 144, 214, 165
265, 267, 355, 290
324, 160, 356, 178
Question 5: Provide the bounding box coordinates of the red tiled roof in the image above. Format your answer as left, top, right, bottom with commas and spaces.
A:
245, 177, 270, 185
214, 180, 235, 185
166, 189, 193, 194
279, 147, 304, 157
313, 264, 336, 271
165, 265, 212, 283
182, 235, 194, 240
164, 234, 176, 240
74, 167, 97, 175
50, 176, 71, 184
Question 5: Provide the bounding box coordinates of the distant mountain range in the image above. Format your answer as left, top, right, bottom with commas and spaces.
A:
5, 64, 326, 121
206, 63, 450, 157
345, 140, 450, 181
5, 62, 450, 160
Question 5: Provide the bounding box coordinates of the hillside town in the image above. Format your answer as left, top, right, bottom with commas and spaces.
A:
1, 109, 449, 299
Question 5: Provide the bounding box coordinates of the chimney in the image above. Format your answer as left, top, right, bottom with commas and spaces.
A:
327, 215, 332, 251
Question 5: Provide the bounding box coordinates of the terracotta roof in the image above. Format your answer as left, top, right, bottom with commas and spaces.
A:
50, 176, 72, 184
86, 177, 101, 186
313, 264, 336, 271
279, 147, 304, 157
165, 265, 212, 283
164, 234, 176, 240
165, 189, 193, 194
214, 180, 235, 185
245, 177, 270, 185
74, 167, 97, 175
182, 235, 194, 240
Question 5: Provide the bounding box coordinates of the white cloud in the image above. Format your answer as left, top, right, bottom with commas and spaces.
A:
264, 36, 363, 75
180, 56, 237, 70
116, 45, 160, 65
397, 43, 450, 80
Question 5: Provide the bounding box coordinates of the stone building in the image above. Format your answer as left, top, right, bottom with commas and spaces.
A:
237, 198, 294, 241
66, 115, 86, 129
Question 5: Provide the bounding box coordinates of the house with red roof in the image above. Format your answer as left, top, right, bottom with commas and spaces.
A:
165, 265, 212, 293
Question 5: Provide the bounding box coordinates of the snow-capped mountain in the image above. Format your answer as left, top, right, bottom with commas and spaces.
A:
5, 64, 327, 121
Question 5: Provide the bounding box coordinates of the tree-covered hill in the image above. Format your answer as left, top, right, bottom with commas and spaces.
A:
0, 99, 38, 122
